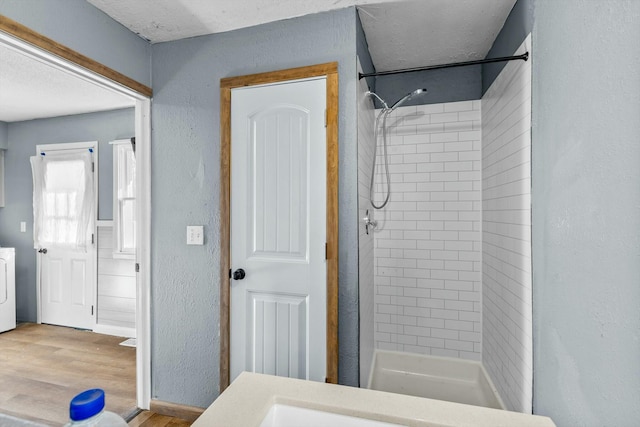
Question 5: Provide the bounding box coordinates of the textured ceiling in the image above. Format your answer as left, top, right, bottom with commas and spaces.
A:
0, 0, 517, 123
87, 0, 407, 43
0, 43, 134, 122
358, 0, 517, 71
87, 0, 516, 73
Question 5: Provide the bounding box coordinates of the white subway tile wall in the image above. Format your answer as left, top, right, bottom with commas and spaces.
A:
481, 35, 532, 413
357, 64, 376, 386
372, 100, 482, 361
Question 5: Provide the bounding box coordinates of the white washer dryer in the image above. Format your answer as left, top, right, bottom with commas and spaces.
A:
0, 247, 16, 333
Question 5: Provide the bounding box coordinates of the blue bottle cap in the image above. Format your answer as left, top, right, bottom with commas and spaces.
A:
70, 389, 105, 421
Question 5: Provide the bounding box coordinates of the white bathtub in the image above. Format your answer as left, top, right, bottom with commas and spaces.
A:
367, 350, 505, 410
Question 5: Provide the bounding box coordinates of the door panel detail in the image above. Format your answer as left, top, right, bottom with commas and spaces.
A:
70, 259, 87, 306
249, 107, 309, 261
248, 292, 307, 379
47, 258, 64, 304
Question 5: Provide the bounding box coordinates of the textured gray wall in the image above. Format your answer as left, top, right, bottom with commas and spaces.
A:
151, 8, 359, 407
532, 0, 640, 425
482, 0, 533, 94
356, 10, 376, 94
0, 109, 134, 321
0, 122, 7, 149
0, 0, 151, 86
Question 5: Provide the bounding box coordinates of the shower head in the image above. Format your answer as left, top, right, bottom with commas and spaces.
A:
389, 88, 428, 111
365, 90, 389, 110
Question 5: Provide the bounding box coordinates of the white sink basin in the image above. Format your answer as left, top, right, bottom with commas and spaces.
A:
259, 404, 406, 427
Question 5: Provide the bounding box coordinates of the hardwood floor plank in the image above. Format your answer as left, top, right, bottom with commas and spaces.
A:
0, 406, 54, 426
128, 410, 155, 426
0, 393, 68, 424
0, 323, 136, 426
128, 412, 192, 427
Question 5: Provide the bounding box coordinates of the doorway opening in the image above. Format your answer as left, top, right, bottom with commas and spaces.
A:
0, 16, 152, 412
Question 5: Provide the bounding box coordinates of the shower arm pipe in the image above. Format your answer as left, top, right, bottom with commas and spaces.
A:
358, 52, 529, 80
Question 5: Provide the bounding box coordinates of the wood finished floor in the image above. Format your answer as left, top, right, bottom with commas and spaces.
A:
128, 411, 192, 427
0, 323, 137, 426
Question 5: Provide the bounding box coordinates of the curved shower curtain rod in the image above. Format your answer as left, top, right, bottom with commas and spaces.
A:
358, 52, 529, 80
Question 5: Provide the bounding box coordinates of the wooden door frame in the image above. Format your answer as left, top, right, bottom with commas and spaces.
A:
220, 62, 339, 392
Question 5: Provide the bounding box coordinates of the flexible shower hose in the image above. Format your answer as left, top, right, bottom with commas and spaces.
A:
369, 108, 392, 209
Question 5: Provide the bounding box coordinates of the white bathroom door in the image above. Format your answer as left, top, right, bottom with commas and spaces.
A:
34, 143, 97, 330
230, 78, 327, 383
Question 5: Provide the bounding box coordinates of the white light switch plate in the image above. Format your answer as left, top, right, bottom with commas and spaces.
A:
20, 221, 26, 233
187, 225, 204, 245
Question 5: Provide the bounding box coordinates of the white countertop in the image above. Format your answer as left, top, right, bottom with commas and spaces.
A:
192, 372, 556, 427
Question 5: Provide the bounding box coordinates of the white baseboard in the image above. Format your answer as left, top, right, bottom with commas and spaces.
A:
94, 324, 136, 338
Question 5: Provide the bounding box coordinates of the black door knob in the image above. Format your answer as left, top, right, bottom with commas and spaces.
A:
38, 248, 48, 254
233, 268, 246, 280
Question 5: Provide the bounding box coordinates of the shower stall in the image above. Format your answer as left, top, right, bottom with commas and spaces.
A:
357, 34, 533, 413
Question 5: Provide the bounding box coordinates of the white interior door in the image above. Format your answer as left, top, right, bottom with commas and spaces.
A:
230, 77, 327, 383
33, 142, 97, 330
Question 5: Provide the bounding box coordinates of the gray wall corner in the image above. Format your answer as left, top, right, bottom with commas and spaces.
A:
356, 8, 376, 93
482, 0, 533, 94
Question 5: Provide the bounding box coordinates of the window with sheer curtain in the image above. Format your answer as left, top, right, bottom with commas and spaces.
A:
112, 140, 136, 258
30, 151, 94, 251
